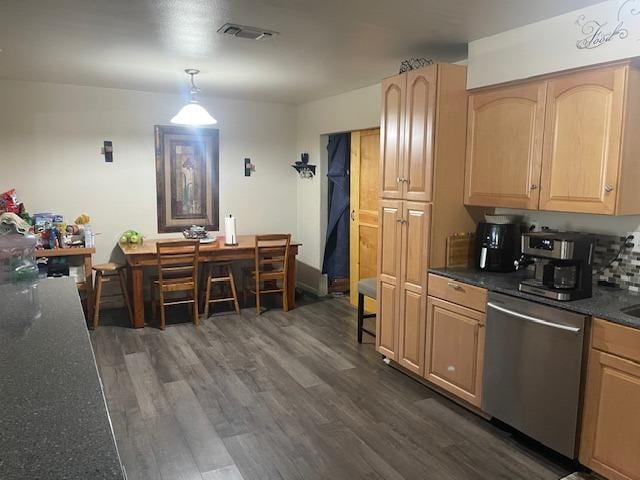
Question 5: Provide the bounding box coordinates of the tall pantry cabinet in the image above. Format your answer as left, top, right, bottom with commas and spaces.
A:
376, 63, 482, 375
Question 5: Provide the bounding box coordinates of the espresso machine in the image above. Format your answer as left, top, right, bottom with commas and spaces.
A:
518, 231, 595, 301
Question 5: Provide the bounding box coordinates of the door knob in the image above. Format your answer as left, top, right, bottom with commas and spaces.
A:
530, 184, 537, 190
605, 185, 614, 193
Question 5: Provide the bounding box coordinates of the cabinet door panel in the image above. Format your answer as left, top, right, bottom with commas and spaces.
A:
580, 350, 640, 480
540, 66, 626, 214
424, 297, 485, 407
465, 82, 546, 209
398, 202, 431, 374
380, 75, 406, 199
404, 67, 436, 202
376, 200, 402, 360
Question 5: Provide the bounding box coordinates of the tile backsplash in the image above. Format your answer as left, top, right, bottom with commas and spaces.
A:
593, 232, 640, 292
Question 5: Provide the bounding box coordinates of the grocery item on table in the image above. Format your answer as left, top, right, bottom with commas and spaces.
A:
0, 189, 19, 214
119, 229, 143, 245
75, 214, 90, 225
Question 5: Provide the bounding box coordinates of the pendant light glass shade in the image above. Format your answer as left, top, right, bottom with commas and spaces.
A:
171, 101, 217, 125
171, 69, 217, 126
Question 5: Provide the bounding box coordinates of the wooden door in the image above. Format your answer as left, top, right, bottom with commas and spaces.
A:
580, 349, 640, 480
465, 82, 546, 209
424, 296, 485, 407
376, 199, 402, 360
350, 129, 380, 311
397, 202, 431, 375
403, 67, 436, 202
539, 66, 626, 214
380, 74, 406, 199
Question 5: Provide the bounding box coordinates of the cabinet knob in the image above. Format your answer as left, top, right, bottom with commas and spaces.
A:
605, 185, 614, 193
530, 184, 537, 190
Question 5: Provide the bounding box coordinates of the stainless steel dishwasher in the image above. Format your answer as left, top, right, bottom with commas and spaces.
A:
482, 292, 586, 458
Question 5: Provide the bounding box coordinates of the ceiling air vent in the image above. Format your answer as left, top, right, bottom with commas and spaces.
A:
218, 23, 279, 40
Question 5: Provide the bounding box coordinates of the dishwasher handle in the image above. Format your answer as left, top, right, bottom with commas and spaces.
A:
487, 301, 582, 333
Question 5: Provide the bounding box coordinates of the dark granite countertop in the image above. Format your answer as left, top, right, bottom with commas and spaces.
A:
428, 267, 640, 330
0, 278, 124, 480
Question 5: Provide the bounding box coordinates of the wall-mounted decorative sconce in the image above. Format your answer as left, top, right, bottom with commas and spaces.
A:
101, 141, 113, 162
244, 158, 255, 176
292, 153, 315, 179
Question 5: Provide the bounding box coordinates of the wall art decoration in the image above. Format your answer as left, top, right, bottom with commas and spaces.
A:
576, 0, 640, 49
155, 125, 219, 233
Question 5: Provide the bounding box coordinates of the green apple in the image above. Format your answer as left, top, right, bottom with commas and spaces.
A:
129, 233, 140, 244
119, 235, 129, 245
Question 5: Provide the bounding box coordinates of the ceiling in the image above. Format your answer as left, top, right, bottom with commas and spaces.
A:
0, 0, 601, 104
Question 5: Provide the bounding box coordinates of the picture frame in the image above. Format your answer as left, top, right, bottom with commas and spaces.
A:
154, 125, 219, 233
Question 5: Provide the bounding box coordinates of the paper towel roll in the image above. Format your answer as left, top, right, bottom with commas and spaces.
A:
224, 215, 237, 245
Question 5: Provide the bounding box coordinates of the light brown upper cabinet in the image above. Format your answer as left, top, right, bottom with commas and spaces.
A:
465, 82, 546, 209
380, 75, 406, 199
540, 65, 626, 214
380, 67, 437, 202
465, 61, 640, 215
403, 69, 437, 202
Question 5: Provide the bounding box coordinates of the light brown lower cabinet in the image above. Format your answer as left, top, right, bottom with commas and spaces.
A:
424, 296, 486, 408
579, 319, 640, 480
376, 199, 431, 374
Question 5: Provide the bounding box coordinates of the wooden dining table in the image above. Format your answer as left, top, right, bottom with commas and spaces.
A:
119, 235, 301, 328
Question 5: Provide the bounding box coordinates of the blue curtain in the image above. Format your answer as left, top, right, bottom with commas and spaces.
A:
322, 133, 350, 280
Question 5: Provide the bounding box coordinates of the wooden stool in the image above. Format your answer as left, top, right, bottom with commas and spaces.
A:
92, 263, 133, 329
357, 277, 377, 343
203, 262, 240, 318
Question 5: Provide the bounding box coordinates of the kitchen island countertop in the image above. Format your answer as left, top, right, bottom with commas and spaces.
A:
0, 278, 124, 480
429, 267, 640, 330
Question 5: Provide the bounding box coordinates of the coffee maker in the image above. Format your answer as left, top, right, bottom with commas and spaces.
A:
519, 231, 595, 301
475, 220, 524, 272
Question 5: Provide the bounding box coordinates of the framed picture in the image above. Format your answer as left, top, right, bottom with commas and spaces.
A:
154, 125, 219, 233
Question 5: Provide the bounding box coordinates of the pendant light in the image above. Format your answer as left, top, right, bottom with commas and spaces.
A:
171, 69, 217, 126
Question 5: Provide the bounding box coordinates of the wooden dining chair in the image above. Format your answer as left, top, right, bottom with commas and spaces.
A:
243, 234, 291, 314
151, 240, 200, 330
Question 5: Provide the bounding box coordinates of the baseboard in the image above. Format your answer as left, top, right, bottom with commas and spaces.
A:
296, 260, 328, 296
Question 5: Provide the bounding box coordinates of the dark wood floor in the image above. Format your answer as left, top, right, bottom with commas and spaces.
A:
91, 296, 571, 480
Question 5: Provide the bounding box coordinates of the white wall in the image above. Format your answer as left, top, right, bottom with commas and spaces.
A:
295, 83, 381, 294
0, 80, 297, 265
468, 0, 640, 88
